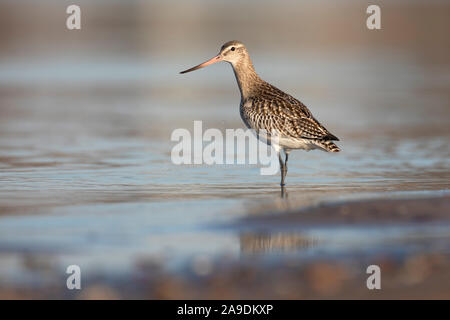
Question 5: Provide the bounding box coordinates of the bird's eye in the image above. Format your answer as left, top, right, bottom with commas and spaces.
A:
231, 47, 235, 51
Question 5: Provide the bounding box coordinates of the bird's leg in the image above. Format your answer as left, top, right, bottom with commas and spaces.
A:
285, 151, 289, 173
279, 151, 291, 197
282, 151, 290, 186
278, 152, 287, 187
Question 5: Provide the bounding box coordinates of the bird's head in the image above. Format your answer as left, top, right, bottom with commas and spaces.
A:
180, 40, 248, 74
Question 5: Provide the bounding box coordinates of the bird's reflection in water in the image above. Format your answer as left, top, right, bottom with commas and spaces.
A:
240, 232, 318, 254
244, 185, 310, 216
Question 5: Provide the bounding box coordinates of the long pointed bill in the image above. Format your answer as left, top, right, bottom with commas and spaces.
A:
180, 55, 222, 74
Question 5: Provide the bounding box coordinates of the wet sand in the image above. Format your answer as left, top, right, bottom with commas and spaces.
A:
241, 195, 450, 226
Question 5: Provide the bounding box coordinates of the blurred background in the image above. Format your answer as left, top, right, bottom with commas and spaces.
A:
0, 0, 449, 298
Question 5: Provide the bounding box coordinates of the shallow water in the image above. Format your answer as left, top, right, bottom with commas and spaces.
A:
0, 44, 450, 287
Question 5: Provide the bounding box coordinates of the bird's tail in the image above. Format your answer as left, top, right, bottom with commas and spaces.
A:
318, 140, 340, 152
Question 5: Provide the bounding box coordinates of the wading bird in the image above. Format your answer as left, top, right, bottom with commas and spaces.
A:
180, 41, 340, 188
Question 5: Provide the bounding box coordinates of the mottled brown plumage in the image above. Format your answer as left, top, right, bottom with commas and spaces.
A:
180, 40, 340, 187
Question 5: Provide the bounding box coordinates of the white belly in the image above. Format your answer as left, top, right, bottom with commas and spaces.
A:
252, 129, 323, 152
279, 137, 322, 151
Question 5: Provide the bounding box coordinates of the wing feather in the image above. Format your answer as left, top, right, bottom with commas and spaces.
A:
242, 93, 339, 141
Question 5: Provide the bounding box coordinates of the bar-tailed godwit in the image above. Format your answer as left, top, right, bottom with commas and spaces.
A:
180, 41, 340, 187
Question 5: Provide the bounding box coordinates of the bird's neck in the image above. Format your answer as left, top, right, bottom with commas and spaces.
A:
231, 57, 261, 100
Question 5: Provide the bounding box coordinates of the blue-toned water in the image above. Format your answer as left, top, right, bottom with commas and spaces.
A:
0, 43, 449, 286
